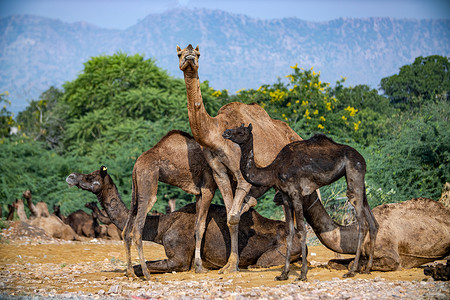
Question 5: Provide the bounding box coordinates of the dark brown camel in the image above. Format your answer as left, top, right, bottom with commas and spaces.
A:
85, 201, 122, 240
23, 190, 50, 218
65, 166, 303, 274
123, 130, 266, 280
223, 124, 379, 280
7, 203, 15, 220
53, 204, 98, 238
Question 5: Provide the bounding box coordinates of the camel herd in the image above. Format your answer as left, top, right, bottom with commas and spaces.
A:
5, 44, 450, 282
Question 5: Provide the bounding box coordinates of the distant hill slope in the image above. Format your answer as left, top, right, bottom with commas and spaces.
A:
1, 8, 449, 114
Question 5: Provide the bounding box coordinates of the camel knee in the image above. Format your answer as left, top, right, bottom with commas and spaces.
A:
227, 212, 240, 226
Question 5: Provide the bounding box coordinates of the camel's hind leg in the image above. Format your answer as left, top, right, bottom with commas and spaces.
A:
135, 172, 159, 280
344, 174, 368, 278
275, 192, 296, 281
361, 191, 379, 273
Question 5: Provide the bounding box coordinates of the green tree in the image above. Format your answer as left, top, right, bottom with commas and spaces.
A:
380, 55, 450, 110
17, 87, 66, 150
0, 91, 15, 139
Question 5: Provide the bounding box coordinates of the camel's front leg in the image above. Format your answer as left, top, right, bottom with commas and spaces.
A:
293, 198, 308, 282
193, 187, 214, 273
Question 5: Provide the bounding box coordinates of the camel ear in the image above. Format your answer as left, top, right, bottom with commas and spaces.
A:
100, 165, 108, 178
195, 45, 199, 51
248, 123, 253, 132
176, 45, 181, 52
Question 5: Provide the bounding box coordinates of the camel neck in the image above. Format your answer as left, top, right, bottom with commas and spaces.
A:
97, 177, 129, 230
16, 201, 28, 222
183, 72, 214, 144
239, 135, 274, 187
303, 195, 359, 254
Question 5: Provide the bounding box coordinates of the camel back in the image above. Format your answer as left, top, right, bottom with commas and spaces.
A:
217, 102, 301, 167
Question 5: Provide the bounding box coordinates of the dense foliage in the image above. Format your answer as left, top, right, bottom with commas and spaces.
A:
1, 53, 448, 221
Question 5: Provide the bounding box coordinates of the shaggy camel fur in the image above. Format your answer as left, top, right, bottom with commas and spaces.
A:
123, 130, 266, 280
223, 124, 378, 280
23, 190, 50, 218
66, 166, 303, 273
14, 199, 79, 240
53, 204, 99, 238
178, 44, 304, 274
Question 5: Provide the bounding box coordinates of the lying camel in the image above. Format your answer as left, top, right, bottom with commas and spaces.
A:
321, 197, 450, 271
53, 204, 99, 238
85, 202, 122, 240
23, 189, 50, 218
14, 199, 79, 240
223, 124, 378, 280
66, 166, 302, 273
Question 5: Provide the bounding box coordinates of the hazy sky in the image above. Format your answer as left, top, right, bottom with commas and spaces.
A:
1, 0, 449, 29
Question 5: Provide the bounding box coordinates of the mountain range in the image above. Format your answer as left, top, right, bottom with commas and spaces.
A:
1, 8, 449, 114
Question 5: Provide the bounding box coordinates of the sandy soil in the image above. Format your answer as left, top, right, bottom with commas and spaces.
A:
0, 221, 448, 299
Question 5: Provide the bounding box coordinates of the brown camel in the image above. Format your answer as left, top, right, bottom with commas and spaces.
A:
14, 199, 79, 240
223, 124, 379, 280
53, 204, 98, 238
283, 191, 450, 271
178, 44, 304, 274
123, 129, 267, 280
65, 166, 303, 274
123, 130, 215, 279
23, 189, 50, 218
7, 203, 15, 220
85, 201, 122, 240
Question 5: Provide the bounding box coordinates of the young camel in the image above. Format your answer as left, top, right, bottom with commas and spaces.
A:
122, 130, 266, 280
178, 44, 303, 274
65, 166, 303, 273
223, 124, 379, 280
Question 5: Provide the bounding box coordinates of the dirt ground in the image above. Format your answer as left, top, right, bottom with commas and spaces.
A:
0, 221, 448, 299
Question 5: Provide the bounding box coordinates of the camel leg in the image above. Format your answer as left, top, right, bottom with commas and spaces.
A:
344, 188, 367, 278
132, 172, 159, 281
293, 194, 308, 282
275, 192, 295, 281
122, 212, 136, 278
193, 184, 214, 273
361, 193, 379, 274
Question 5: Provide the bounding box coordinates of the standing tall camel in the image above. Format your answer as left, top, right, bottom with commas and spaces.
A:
177, 44, 305, 274
66, 166, 303, 273
223, 124, 378, 280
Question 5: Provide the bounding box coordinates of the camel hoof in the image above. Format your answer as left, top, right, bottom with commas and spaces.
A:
218, 264, 239, 274
195, 266, 209, 274
275, 274, 289, 281
343, 271, 356, 278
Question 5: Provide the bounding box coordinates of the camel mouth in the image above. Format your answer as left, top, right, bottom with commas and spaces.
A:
222, 131, 232, 140
65, 174, 79, 188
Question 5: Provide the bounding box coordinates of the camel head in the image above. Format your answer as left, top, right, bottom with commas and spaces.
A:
66, 166, 109, 194
222, 123, 253, 145
177, 44, 200, 73
22, 189, 32, 200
